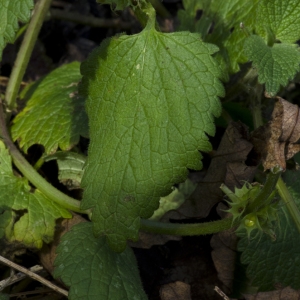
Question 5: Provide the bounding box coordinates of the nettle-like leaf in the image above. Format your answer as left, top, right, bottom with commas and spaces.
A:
80, 7, 224, 251
0, 141, 71, 248
54, 222, 147, 300
244, 35, 300, 97
178, 0, 300, 82
0, 0, 34, 60
11, 62, 89, 154
178, 0, 260, 73
237, 168, 300, 291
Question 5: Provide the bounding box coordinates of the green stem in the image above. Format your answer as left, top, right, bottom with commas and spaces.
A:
49, 9, 132, 29
148, 0, 171, 18
33, 154, 45, 171
140, 217, 236, 236
0, 101, 88, 214
5, 0, 53, 111
246, 169, 281, 214
250, 80, 300, 232
277, 176, 300, 233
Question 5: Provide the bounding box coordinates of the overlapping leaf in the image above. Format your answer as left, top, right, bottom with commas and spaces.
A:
256, 0, 300, 44
11, 62, 89, 154
0, 0, 34, 60
54, 222, 147, 300
178, 0, 300, 82
244, 35, 300, 97
80, 7, 224, 251
237, 167, 300, 291
178, 0, 259, 73
0, 141, 71, 248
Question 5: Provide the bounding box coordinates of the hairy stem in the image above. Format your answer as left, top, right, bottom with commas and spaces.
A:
5, 0, 53, 111
0, 101, 88, 214
245, 168, 281, 214
277, 177, 300, 233
49, 9, 133, 29
140, 217, 236, 236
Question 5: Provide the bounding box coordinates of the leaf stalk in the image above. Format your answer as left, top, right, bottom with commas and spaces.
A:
5, 0, 53, 111
140, 217, 236, 236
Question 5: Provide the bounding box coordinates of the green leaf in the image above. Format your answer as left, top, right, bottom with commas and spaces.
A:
244, 35, 300, 97
11, 62, 89, 154
54, 222, 147, 300
0, 141, 71, 248
256, 0, 300, 44
80, 11, 224, 251
237, 168, 300, 291
45, 151, 86, 190
0, 0, 34, 60
178, 0, 260, 73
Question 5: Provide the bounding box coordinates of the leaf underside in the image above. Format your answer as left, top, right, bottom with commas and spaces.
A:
54, 222, 147, 300
80, 25, 224, 251
0, 0, 34, 60
0, 141, 71, 248
11, 62, 89, 155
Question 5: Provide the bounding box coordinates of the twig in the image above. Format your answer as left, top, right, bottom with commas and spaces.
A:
0, 255, 68, 297
0, 265, 43, 290
214, 286, 230, 300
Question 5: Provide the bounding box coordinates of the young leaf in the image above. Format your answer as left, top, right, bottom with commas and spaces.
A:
0, 0, 34, 60
0, 141, 71, 248
178, 0, 260, 73
237, 168, 300, 291
256, 0, 300, 44
244, 35, 300, 97
54, 222, 147, 300
80, 9, 224, 251
11, 62, 89, 154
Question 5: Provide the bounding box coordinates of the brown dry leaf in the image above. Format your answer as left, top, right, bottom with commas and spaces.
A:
159, 281, 191, 300
243, 286, 300, 300
251, 97, 300, 170
165, 122, 256, 220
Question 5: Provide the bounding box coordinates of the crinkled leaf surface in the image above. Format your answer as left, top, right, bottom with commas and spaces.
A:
80, 14, 224, 251
54, 222, 147, 300
178, 0, 300, 75
244, 35, 300, 97
45, 151, 86, 190
256, 0, 300, 44
237, 168, 300, 291
0, 0, 33, 60
0, 141, 71, 248
11, 62, 89, 154
178, 0, 259, 73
